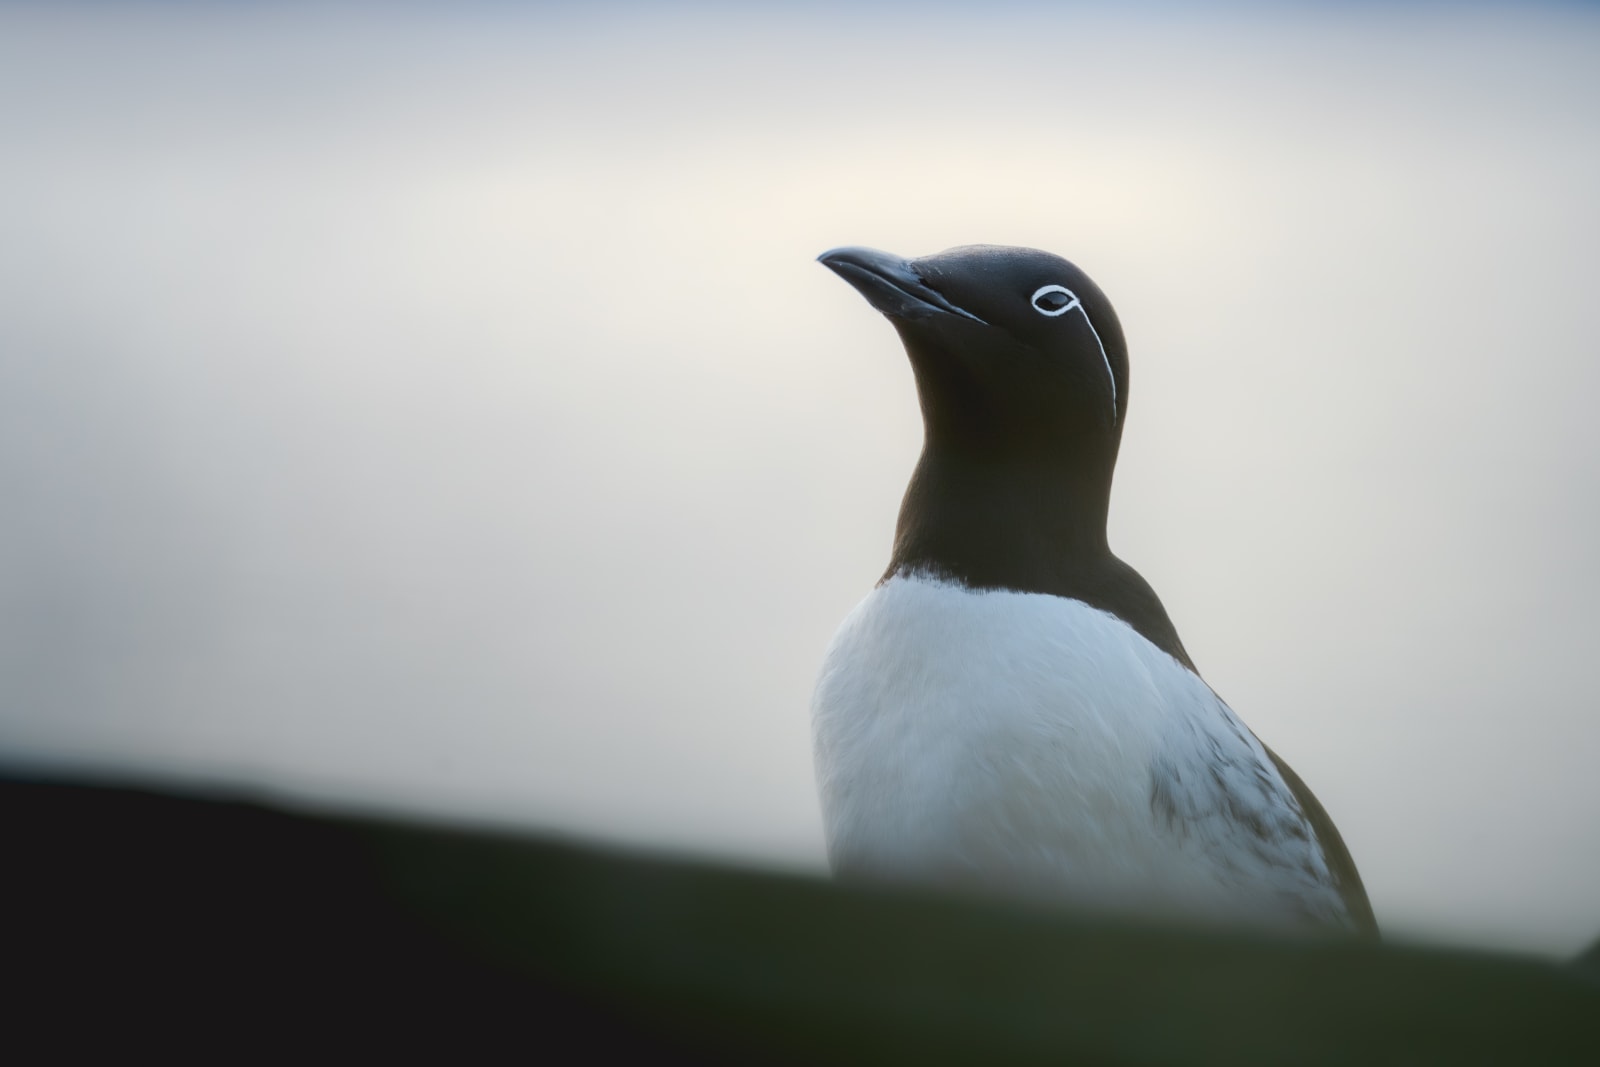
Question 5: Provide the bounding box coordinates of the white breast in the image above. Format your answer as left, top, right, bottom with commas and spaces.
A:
811, 571, 1350, 931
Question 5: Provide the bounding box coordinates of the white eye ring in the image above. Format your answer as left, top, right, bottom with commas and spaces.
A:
1030, 284, 1080, 317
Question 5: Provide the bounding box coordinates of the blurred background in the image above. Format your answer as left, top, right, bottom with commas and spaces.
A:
3, 2, 1598, 957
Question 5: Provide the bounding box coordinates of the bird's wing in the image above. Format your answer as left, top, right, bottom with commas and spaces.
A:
1146, 682, 1374, 935
1260, 741, 1380, 938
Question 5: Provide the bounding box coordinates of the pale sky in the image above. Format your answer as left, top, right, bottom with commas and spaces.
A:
3, 3, 1599, 956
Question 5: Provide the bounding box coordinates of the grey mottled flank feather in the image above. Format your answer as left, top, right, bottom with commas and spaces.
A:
1145, 689, 1378, 937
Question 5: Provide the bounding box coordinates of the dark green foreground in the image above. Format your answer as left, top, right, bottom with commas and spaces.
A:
8, 774, 1597, 1063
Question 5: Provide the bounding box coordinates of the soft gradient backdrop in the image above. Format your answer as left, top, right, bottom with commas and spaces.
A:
4, 3, 1598, 955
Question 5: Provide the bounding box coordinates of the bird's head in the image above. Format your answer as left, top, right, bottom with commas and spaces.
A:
819, 244, 1128, 468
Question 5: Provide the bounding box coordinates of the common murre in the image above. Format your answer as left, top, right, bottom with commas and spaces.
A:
811, 244, 1377, 937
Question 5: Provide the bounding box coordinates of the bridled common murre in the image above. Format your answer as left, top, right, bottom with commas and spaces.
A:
811, 244, 1377, 937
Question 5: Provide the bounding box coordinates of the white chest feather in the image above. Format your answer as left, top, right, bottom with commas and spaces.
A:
811, 572, 1349, 931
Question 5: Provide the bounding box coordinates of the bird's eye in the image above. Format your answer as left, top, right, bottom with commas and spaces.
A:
1031, 285, 1079, 317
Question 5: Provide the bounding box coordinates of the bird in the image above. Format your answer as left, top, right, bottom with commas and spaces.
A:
810, 244, 1378, 938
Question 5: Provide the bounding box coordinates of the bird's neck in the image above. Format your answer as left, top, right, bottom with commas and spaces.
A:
883, 444, 1115, 592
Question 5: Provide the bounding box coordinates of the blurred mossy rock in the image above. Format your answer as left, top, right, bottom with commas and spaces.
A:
1577, 936, 1600, 980
7, 772, 1597, 1063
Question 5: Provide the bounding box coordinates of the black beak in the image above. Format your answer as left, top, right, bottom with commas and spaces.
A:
818, 246, 988, 325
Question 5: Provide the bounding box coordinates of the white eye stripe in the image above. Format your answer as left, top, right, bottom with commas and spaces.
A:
1030, 284, 1118, 423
